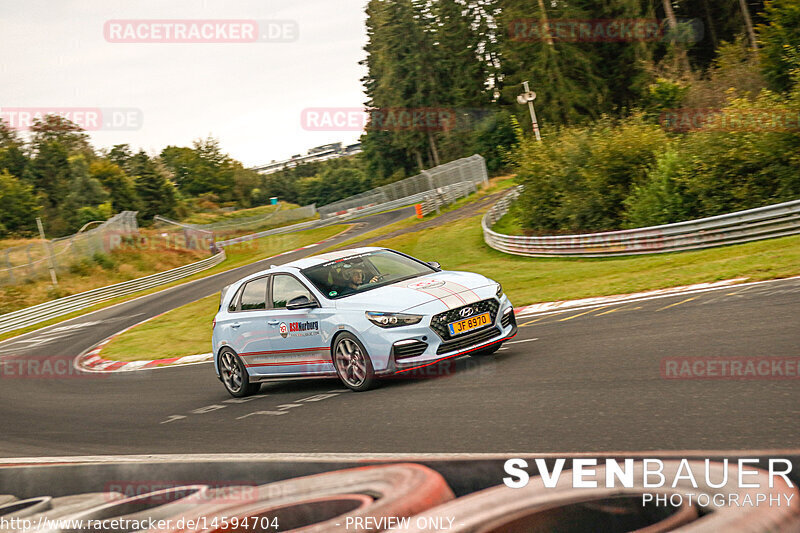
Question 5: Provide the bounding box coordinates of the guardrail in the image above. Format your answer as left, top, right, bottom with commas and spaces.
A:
0, 251, 226, 336
483, 186, 800, 257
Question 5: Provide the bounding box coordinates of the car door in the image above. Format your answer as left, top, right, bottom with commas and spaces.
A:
223, 276, 272, 362
259, 273, 335, 376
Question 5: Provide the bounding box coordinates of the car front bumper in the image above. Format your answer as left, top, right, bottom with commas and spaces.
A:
370, 300, 518, 375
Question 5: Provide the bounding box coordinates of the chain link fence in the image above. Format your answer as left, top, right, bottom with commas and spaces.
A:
0, 212, 139, 286
153, 204, 318, 251
317, 155, 488, 219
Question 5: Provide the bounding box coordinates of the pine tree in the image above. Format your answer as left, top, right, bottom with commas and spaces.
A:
130, 151, 178, 221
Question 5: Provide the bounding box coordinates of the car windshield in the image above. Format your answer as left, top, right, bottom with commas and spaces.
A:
301, 250, 436, 299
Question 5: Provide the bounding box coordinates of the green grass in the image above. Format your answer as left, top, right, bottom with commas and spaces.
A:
99, 207, 800, 362
0, 224, 347, 343
491, 210, 525, 236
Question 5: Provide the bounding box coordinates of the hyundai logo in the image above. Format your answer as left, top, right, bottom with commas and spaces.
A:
459, 307, 474, 318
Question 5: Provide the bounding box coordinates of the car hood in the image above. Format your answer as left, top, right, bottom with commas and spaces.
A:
334, 270, 496, 313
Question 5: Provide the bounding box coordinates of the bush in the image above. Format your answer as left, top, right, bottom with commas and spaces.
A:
514, 115, 670, 233
93, 253, 116, 270
623, 148, 690, 227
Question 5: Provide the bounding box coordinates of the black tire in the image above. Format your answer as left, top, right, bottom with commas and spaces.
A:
218, 349, 260, 398
332, 332, 376, 392
470, 342, 502, 357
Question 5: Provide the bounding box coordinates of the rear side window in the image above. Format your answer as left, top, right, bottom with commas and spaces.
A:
272, 274, 315, 309
239, 277, 269, 311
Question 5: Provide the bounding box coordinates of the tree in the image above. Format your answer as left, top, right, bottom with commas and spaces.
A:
130, 151, 178, 221
160, 138, 235, 199
0, 170, 40, 236
0, 119, 29, 179
758, 0, 800, 93
89, 159, 141, 213
29, 115, 92, 157
24, 140, 71, 209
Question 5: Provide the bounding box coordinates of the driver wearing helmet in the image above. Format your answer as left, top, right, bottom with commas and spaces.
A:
345, 267, 379, 290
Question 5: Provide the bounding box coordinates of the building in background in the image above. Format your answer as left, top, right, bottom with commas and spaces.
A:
252, 142, 362, 175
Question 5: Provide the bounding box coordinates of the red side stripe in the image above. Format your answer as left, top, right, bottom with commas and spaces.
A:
246, 360, 329, 368
242, 347, 329, 357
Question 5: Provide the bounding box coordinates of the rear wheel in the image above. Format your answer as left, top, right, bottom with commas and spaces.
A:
470, 342, 502, 357
332, 333, 376, 392
219, 349, 261, 397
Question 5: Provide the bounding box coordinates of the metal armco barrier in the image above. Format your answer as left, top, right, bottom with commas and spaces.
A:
483, 186, 800, 257
0, 251, 225, 336
1, 457, 797, 531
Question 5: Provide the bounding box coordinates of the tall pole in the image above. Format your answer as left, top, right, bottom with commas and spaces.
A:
738, 0, 758, 51
36, 217, 58, 286
522, 81, 542, 142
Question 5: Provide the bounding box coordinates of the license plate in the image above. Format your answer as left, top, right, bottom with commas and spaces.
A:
447, 312, 491, 336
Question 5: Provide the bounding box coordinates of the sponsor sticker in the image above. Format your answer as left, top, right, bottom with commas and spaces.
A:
407, 279, 445, 289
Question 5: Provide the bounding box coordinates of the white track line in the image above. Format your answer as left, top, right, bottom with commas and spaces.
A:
514, 276, 800, 319
506, 338, 538, 345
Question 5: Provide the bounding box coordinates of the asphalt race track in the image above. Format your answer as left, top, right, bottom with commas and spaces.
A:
0, 208, 798, 456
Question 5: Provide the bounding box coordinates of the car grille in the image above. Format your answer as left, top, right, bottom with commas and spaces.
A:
501, 309, 516, 328
430, 298, 500, 341
392, 340, 428, 360
437, 326, 501, 355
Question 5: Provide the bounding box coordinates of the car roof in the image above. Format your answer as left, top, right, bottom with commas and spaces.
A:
233, 246, 387, 286
284, 246, 385, 270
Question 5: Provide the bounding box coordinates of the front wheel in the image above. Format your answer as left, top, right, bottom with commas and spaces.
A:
333, 333, 376, 392
218, 349, 261, 397
470, 342, 502, 357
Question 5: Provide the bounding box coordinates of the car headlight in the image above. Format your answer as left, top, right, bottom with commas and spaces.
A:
366, 311, 423, 328
496, 283, 503, 299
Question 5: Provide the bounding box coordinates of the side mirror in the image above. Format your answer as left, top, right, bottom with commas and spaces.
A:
286, 295, 319, 310
427, 261, 441, 270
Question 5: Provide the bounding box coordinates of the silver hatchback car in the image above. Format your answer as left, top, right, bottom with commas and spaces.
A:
212, 247, 516, 396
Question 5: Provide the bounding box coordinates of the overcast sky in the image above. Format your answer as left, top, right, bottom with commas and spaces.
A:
0, 0, 368, 166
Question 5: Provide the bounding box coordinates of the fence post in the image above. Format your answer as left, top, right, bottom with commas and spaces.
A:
422, 169, 434, 191
4, 250, 13, 285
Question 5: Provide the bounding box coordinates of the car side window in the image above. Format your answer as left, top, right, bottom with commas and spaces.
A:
239, 277, 268, 311
272, 274, 314, 309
